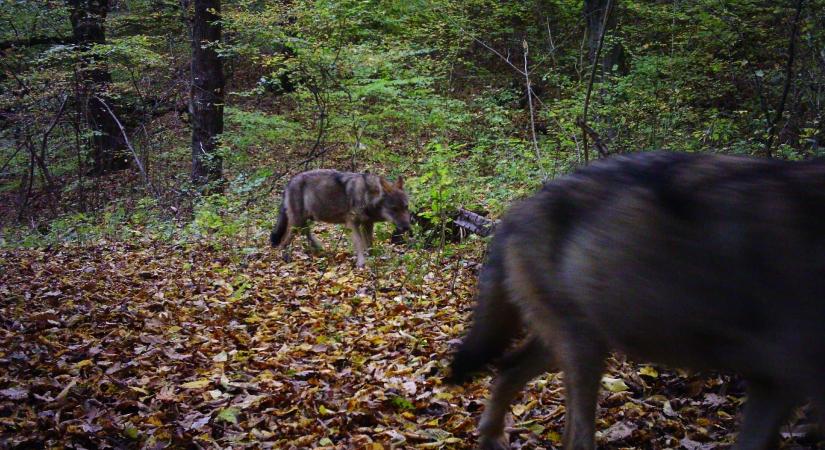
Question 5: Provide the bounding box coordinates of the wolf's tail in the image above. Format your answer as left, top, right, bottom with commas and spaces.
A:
447, 234, 523, 384
270, 200, 289, 247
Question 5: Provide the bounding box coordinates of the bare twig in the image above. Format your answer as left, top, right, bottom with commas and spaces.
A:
523, 40, 547, 181
0, 145, 24, 175
580, 0, 614, 164
472, 37, 525, 76
17, 150, 35, 221
94, 96, 158, 197
546, 18, 559, 67
34, 94, 69, 188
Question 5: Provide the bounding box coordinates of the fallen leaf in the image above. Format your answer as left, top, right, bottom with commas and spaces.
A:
180, 379, 211, 389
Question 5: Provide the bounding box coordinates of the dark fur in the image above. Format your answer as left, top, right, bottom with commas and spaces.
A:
450, 151, 825, 450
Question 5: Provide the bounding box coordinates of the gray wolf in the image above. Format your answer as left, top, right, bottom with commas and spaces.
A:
448, 152, 825, 450
270, 169, 411, 267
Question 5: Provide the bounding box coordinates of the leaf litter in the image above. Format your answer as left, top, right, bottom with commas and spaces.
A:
0, 237, 820, 448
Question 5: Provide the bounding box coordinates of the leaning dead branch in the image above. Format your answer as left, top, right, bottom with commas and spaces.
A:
576, 117, 610, 157
94, 96, 158, 197
454, 208, 499, 237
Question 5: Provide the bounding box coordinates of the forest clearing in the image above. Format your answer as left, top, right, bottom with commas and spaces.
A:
4, 231, 809, 449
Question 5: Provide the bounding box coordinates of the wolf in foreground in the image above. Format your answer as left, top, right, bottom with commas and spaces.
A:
448, 152, 825, 450
270, 169, 411, 267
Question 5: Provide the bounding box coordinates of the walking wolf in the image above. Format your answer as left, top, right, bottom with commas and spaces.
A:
271, 170, 411, 267
449, 152, 825, 450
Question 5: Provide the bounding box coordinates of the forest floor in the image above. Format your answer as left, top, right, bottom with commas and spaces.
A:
0, 229, 821, 449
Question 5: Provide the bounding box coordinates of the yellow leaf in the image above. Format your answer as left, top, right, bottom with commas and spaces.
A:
75, 359, 94, 369
512, 403, 527, 416
639, 366, 659, 378
547, 430, 563, 444
181, 379, 211, 389
145, 415, 164, 427
601, 376, 629, 393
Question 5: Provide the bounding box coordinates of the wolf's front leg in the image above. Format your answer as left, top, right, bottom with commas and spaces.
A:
478, 338, 554, 450
348, 221, 367, 268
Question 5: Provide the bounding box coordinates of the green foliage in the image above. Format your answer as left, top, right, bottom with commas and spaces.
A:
410, 142, 467, 224
3, 0, 825, 248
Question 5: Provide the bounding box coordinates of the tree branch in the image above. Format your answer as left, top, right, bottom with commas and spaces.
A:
523, 40, 547, 181
94, 96, 159, 197
580, 0, 614, 164
576, 117, 609, 157
471, 37, 526, 76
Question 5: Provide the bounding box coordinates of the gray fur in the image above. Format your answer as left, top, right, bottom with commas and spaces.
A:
271, 169, 411, 267
450, 152, 825, 450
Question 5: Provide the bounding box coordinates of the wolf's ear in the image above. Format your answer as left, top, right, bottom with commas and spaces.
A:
380, 178, 394, 192
395, 176, 404, 189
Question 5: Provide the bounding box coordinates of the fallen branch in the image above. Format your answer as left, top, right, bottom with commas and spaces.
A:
576, 117, 610, 157
453, 208, 499, 237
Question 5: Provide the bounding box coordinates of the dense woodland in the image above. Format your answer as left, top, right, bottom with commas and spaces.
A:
2, 0, 825, 448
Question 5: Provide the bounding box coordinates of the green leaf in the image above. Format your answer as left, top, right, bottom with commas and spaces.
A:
215, 407, 241, 425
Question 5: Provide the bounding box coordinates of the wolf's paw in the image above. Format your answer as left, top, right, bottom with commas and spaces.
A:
478, 434, 509, 450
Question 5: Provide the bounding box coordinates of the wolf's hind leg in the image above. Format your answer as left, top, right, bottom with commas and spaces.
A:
362, 222, 374, 252
478, 337, 554, 450
505, 249, 605, 450
732, 380, 794, 450
277, 227, 296, 262
558, 338, 605, 450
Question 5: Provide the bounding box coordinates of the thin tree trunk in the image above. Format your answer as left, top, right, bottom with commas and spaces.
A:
584, 0, 621, 74
764, 0, 805, 157
581, 0, 614, 164
67, 0, 128, 174
190, 0, 224, 190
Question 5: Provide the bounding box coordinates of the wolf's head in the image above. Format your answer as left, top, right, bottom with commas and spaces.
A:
379, 177, 411, 233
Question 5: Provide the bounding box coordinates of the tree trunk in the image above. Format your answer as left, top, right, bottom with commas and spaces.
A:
584, 0, 624, 76
67, 0, 128, 174
190, 0, 224, 190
